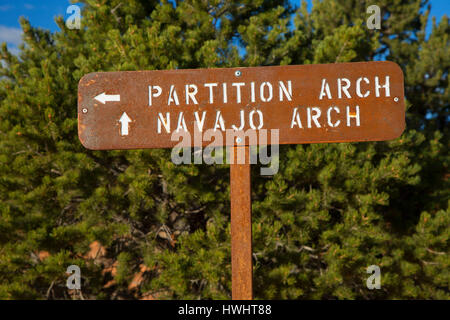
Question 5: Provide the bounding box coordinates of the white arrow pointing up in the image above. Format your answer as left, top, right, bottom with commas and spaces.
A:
119, 112, 132, 136
94, 92, 120, 104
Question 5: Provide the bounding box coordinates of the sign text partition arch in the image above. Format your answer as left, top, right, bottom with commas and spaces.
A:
78, 61, 405, 150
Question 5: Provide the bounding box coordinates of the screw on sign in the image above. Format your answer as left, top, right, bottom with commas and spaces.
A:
78, 61, 405, 300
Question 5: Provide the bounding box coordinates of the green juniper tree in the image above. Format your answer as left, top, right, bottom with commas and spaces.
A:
0, 0, 448, 299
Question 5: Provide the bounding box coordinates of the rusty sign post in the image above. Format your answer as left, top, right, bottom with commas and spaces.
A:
230, 146, 253, 300
78, 61, 405, 300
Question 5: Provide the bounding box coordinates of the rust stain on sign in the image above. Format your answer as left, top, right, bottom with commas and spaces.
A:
78, 61, 405, 150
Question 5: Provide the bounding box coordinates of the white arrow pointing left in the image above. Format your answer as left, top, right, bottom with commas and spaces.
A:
94, 92, 120, 104
119, 112, 132, 136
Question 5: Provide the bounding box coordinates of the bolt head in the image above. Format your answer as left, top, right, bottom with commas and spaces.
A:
82, 108, 88, 113
394, 97, 399, 102
236, 137, 242, 143
235, 70, 241, 77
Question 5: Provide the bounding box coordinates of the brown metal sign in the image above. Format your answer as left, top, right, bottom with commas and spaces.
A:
78, 61, 405, 150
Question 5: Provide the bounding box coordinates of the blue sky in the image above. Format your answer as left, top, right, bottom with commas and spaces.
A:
0, 0, 448, 55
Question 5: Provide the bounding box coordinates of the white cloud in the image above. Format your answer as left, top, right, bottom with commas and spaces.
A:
0, 5, 13, 11
24, 4, 34, 10
8, 46, 20, 56
0, 25, 23, 47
